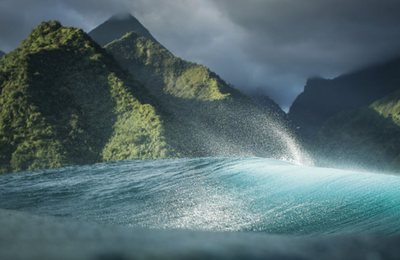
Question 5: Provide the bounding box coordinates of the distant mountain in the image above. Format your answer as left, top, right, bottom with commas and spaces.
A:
89, 13, 161, 47
0, 50, 5, 59
288, 58, 400, 141
0, 21, 176, 173
104, 30, 302, 160
315, 90, 400, 173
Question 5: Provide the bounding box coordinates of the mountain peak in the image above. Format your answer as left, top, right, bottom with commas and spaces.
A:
0, 21, 174, 173
89, 13, 161, 47
109, 12, 136, 21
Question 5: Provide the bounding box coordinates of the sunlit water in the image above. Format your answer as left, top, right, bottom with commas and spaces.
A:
0, 157, 399, 236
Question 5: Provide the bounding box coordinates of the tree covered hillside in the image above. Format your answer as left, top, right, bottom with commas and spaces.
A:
0, 21, 176, 173
289, 58, 400, 141
0, 51, 5, 60
315, 89, 400, 173
104, 31, 302, 160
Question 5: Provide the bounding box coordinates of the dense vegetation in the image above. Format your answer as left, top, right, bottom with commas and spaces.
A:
0, 21, 175, 173
289, 59, 400, 141
0, 15, 308, 173
286, 56, 400, 173
315, 90, 400, 172
103, 31, 300, 159
106, 32, 231, 101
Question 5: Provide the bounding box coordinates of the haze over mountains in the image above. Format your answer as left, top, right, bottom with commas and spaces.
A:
289, 57, 400, 172
88, 13, 161, 47
315, 94, 400, 172
289, 58, 400, 141
0, 51, 5, 59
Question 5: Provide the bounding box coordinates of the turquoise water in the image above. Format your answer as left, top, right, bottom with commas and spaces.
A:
0, 157, 399, 236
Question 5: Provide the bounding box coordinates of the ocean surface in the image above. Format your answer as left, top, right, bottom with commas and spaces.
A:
0, 157, 399, 236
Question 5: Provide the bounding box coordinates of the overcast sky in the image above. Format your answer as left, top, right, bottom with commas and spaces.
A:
1, 0, 400, 111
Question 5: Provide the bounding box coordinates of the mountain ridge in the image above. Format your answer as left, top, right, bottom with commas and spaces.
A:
0, 14, 310, 173
0, 21, 176, 173
289, 57, 400, 141
315, 90, 400, 173
286, 55, 400, 172
103, 30, 303, 160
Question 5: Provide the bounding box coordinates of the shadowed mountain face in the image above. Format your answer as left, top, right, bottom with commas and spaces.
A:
0, 21, 175, 173
0, 50, 5, 59
105, 31, 302, 160
88, 14, 306, 162
288, 58, 400, 141
286, 56, 400, 173
315, 90, 400, 173
88, 13, 161, 47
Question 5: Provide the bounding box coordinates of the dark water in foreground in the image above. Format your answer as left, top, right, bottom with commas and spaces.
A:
0, 157, 399, 236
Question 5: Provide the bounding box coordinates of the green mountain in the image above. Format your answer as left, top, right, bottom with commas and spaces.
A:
286, 55, 400, 173
315, 90, 400, 173
0, 51, 5, 59
89, 13, 161, 47
0, 15, 308, 173
90, 15, 301, 160
0, 21, 176, 173
289, 59, 400, 141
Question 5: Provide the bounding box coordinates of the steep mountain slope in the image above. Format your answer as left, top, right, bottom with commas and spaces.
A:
89, 13, 288, 119
0, 51, 5, 59
315, 90, 400, 173
88, 13, 303, 160
248, 91, 291, 122
0, 21, 175, 173
289, 59, 400, 141
89, 13, 161, 47
104, 31, 304, 160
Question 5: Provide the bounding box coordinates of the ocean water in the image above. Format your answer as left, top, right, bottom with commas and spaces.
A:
0, 157, 399, 236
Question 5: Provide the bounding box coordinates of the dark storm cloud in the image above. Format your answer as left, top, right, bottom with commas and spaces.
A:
1, 0, 400, 111
0, 0, 131, 52
211, 0, 400, 109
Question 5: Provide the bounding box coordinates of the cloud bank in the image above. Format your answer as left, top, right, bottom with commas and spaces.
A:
1, 0, 400, 111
